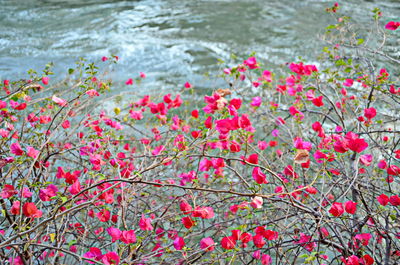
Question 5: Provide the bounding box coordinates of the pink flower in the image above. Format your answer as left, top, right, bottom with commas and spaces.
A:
180, 200, 192, 214
42, 76, 49, 85
221, 236, 236, 249
344, 201, 357, 214
22, 202, 43, 218
10, 142, 24, 156
106, 227, 122, 242
121, 230, 136, 244
52, 95, 68, 106
86, 89, 100, 97
200, 237, 215, 252
355, 233, 372, 246
173, 236, 185, 250
125, 78, 133, 85
389, 195, 400, 206
364, 107, 377, 120
181, 216, 195, 229
27, 146, 39, 159
385, 21, 400, 30
359, 154, 373, 166
243, 57, 259, 69
261, 254, 272, 265
329, 202, 344, 217
250, 196, 263, 209
102, 56, 108, 61
139, 215, 153, 231
102, 252, 120, 265
139, 72, 146, 78
251, 96, 262, 107
343, 79, 354, 87
83, 247, 103, 263
184, 82, 192, 89
0, 184, 18, 198
252, 167, 267, 184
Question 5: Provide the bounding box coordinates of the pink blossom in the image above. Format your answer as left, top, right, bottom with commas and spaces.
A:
250, 196, 263, 209
86, 89, 100, 97
102, 252, 120, 265
125, 78, 133, 85
52, 95, 68, 106
200, 237, 215, 251
42, 76, 49, 85
106, 227, 122, 242
385, 21, 400, 30
139, 215, 153, 231
10, 142, 24, 156
173, 236, 185, 250
251, 96, 262, 107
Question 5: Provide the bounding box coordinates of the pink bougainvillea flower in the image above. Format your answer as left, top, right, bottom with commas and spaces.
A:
83, 247, 103, 263
344, 255, 360, 265
297, 233, 316, 252
252, 167, 268, 184
52, 95, 67, 106
42, 76, 49, 85
10, 142, 24, 156
181, 216, 195, 229
173, 236, 185, 250
39, 184, 58, 201
343, 79, 354, 87
361, 254, 374, 265
102, 252, 120, 265
120, 230, 136, 244
364, 107, 377, 120
389, 195, 400, 206
106, 227, 122, 242
359, 154, 373, 166
191, 206, 214, 219
221, 236, 236, 249
101, 56, 108, 61
22, 202, 43, 218
0, 184, 18, 198
251, 96, 262, 107
355, 233, 372, 246
184, 82, 192, 89
344, 201, 357, 214
253, 234, 266, 248
261, 254, 272, 265
86, 89, 100, 97
179, 200, 192, 214
385, 21, 400, 30
377, 194, 389, 206
243, 57, 259, 69
8, 256, 23, 265
27, 146, 40, 159
139, 72, 146, 78
250, 196, 263, 209
329, 202, 344, 217
139, 215, 153, 231
125, 78, 133, 85
68, 180, 81, 195
200, 237, 215, 252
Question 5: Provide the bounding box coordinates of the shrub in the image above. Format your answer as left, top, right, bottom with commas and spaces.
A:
0, 3, 399, 265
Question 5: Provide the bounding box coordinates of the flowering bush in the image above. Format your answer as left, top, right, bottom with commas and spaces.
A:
0, 4, 399, 265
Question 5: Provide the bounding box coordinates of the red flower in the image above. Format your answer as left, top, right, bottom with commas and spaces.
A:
253, 234, 266, 248
377, 194, 389, 206
106, 227, 122, 242
389, 195, 400, 206
200, 237, 215, 252
22, 202, 43, 218
102, 251, 119, 265
221, 236, 236, 249
355, 233, 371, 246
173, 236, 185, 250
120, 230, 136, 244
344, 201, 357, 214
385, 21, 400, 30
329, 202, 344, 217
364, 107, 377, 120
252, 167, 268, 184
125, 78, 133, 85
181, 216, 195, 229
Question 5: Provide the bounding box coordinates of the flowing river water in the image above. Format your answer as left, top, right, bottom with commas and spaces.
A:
0, 0, 399, 91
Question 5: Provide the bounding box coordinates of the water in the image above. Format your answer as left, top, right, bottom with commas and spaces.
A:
0, 0, 399, 90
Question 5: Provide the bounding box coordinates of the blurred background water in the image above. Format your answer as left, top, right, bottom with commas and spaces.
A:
0, 0, 399, 91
